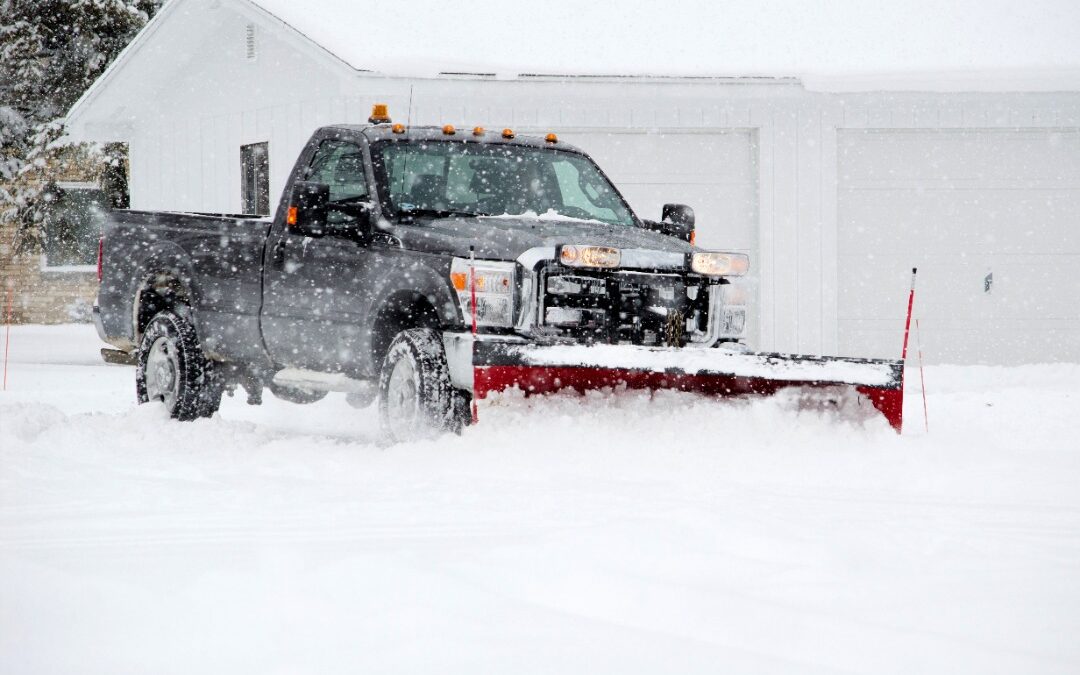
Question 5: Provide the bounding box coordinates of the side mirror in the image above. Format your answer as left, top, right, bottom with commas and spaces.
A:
661, 203, 695, 244
287, 181, 330, 236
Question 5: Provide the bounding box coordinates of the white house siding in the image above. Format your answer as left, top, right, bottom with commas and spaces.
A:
66, 0, 1080, 363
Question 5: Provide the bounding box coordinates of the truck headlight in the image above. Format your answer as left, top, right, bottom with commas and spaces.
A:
450, 257, 515, 327
691, 251, 750, 277
559, 245, 621, 268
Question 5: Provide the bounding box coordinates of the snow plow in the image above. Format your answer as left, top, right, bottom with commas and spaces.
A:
459, 268, 917, 433
463, 340, 905, 431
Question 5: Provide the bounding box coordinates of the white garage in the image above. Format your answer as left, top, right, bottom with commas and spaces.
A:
62, 0, 1080, 364
838, 129, 1080, 363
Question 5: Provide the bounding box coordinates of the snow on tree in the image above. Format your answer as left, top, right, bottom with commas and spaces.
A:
0, 0, 161, 250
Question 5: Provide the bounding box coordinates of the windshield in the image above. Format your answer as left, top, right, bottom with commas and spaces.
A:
371, 140, 636, 226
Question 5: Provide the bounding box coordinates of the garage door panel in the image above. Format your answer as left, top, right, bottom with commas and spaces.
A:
839, 189, 1080, 255
569, 132, 756, 183
839, 321, 1080, 364
840, 130, 1080, 185
839, 255, 991, 321
839, 128, 1080, 364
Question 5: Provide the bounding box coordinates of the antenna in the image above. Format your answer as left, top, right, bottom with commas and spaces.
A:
395, 85, 415, 207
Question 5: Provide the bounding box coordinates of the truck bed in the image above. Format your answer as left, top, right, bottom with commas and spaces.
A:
96, 209, 272, 362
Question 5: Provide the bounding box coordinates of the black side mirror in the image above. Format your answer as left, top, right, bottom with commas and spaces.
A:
661, 203, 695, 243
287, 181, 330, 236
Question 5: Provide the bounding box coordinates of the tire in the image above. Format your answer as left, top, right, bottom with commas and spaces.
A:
136, 310, 223, 420
377, 328, 469, 442
268, 381, 328, 405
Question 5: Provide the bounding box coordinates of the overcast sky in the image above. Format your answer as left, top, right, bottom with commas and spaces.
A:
250, 0, 1080, 80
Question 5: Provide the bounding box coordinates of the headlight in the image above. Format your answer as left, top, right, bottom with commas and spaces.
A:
691, 251, 750, 277
450, 257, 515, 327
559, 245, 621, 268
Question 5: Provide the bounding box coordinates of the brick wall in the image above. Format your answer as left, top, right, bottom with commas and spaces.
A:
1, 219, 98, 325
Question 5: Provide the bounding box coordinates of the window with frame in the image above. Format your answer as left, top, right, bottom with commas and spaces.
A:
306, 140, 369, 225
40, 183, 108, 269
241, 142, 270, 215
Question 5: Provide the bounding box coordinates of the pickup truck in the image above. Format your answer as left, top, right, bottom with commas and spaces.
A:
95, 111, 751, 441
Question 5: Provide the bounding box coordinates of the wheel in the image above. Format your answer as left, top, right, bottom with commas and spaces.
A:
268, 380, 328, 405
136, 310, 223, 420
377, 328, 470, 442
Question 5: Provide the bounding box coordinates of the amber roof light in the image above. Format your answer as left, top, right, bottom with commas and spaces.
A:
473, 126, 485, 136
442, 124, 456, 135
501, 128, 515, 139
545, 133, 558, 143
368, 103, 391, 124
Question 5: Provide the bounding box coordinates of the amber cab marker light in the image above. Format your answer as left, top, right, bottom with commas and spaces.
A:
689, 231, 696, 246
502, 128, 515, 139
368, 103, 391, 124
473, 126, 485, 136
287, 206, 298, 226
442, 124, 456, 135
391, 123, 406, 134
545, 133, 558, 143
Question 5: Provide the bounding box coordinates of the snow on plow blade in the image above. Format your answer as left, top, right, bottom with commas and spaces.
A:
473, 343, 905, 431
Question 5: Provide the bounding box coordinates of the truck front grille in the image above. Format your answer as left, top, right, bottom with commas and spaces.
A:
538, 268, 714, 346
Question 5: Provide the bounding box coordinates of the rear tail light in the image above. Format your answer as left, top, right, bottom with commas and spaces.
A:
97, 236, 104, 282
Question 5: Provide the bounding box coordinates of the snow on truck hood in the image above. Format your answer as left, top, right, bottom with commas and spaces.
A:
387, 214, 692, 262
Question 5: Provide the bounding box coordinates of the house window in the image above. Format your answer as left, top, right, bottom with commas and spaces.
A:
40, 182, 108, 269
241, 142, 269, 215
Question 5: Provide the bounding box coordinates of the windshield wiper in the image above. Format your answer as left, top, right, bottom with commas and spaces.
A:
397, 206, 481, 222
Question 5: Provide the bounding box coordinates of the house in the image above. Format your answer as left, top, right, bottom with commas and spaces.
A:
60, 0, 1080, 364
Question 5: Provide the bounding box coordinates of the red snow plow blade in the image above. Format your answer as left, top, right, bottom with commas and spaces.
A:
472, 343, 905, 431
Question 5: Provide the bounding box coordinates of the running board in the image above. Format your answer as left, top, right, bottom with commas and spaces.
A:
272, 368, 373, 393
100, 348, 137, 366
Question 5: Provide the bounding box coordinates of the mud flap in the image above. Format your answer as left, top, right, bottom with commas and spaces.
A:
472, 343, 905, 432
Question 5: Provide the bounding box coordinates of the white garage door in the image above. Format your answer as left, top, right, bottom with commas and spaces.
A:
559, 130, 760, 344
838, 129, 1080, 364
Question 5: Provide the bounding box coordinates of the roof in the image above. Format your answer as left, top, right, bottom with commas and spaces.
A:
249, 0, 1080, 90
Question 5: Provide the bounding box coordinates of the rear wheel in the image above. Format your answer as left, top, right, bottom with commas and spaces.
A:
136, 310, 222, 420
378, 328, 469, 442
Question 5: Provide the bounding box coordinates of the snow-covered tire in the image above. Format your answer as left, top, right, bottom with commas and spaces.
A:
136, 310, 223, 421
268, 381, 328, 405
378, 328, 468, 443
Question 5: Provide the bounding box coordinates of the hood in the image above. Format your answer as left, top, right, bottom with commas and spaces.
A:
385, 215, 693, 261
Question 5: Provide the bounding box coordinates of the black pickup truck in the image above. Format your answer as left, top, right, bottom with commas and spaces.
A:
95, 111, 750, 441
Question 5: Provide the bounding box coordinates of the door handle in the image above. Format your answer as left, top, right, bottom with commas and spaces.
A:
272, 239, 287, 267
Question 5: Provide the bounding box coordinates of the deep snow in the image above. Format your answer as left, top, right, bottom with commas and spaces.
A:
2, 324, 1079, 674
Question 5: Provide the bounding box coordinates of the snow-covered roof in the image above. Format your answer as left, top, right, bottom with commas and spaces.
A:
249, 0, 1080, 90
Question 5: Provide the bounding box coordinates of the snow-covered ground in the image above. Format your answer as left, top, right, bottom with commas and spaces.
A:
2, 324, 1079, 674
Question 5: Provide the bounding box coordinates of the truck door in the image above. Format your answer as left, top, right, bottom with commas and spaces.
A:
260, 138, 378, 373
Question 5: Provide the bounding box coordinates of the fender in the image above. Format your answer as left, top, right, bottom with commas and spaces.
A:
128, 241, 201, 342
355, 250, 461, 375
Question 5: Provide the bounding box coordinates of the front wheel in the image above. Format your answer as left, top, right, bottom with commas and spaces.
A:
136, 310, 222, 420
377, 328, 469, 443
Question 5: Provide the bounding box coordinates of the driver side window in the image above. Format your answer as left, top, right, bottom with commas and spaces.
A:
307, 140, 369, 224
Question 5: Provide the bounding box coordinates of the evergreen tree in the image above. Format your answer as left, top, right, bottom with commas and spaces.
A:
0, 0, 162, 250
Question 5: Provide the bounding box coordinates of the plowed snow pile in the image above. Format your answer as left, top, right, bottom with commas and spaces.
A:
2, 325, 1079, 674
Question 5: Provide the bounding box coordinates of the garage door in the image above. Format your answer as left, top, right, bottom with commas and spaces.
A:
559, 130, 760, 344
838, 129, 1080, 364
